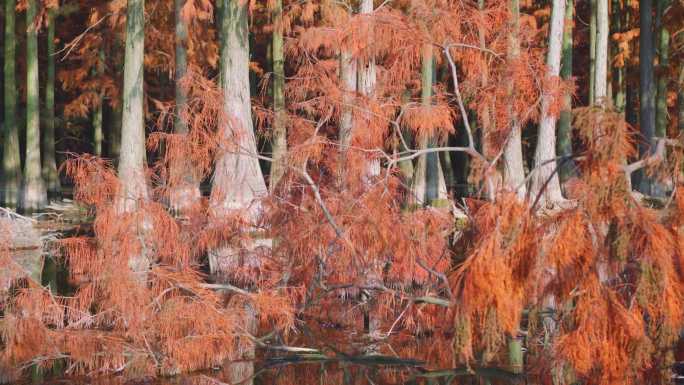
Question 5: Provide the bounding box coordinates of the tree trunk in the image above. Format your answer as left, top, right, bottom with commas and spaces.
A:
93, 48, 104, 157
612, 0, 626, 111
655, 0, 670, 140
21, 0, 47, 212
357, 0, 380, 182
3, 0, 21, 208
338, 44, 356, 185
678, 66, 684, 135
169, 0, 201, 212
269, 0, 287, 191
638, 0, 656, 195
503, 0, 528, 199
505, 0, 527, 368
558, 0, 575, 183
412, 45, 447, 206
530, 0, 566, 207
589, 0, 596, 105
397, 90, 414, 187
209, 0, 268, 276
43, 9, 61, 196
118, 0, 149, 273
594, 0, 608, 103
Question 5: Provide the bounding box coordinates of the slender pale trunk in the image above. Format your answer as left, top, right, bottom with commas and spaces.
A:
118, 0, 149, 274
503, 0, 527, 199
558, 0, 575, 183
655, 0, 670, 140
589, 0, 596, 105
209, 0, 268, 275
411, 45, 429, 205
357, 0, 380, 181
169, 0, 201, 211
411, 45, 448, 206
638, 0, 656, 195
594, 0, 608, 103
43, 9, 60, 196
678, 67, 684, 135
530, 0, 566, 207
93, 48, 104, 156
338, 45, 356, 184
397, 91, 414, 187
3, 0, 21, 208
506, 0, 527, 367
613, 0, 626, 111
269, 0, 287, 191
477, 0, 492, 159
21, 0, 48, 211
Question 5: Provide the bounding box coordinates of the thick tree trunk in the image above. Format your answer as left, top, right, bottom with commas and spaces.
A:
21, 0, 48, 212
209, 0, 268, 275
503, 0, 527, 199
638, 0, 656, 195
3, 0, 21, 208
118, 0, 150, 273
43, 9, 61, 196
594, 0, 608, 103
169, 0, 201, 212
530, 0, 566, 207
269, 0, 287, 191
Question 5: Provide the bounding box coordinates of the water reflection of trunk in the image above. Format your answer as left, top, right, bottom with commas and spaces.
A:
226, 303, 257, 385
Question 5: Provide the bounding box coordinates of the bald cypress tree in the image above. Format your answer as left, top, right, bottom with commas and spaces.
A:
43, 8, 61, 196
21, 0, 48, 211
638, 0, 656, 195
3, 0, 21, 208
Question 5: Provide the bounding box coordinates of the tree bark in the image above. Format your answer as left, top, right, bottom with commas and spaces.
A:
209, 0, 269, 276
338, 41, 356, 185
503, 0, 528, 199
93, 48, 104, 157
638, 0, 656, 195
21, 0, 48, 212
655, 0, 670, 140
612, 0, 626, 111
412, 44, 447, 206
357, 0, 380, 182
589, 0, 596, 105
269, 0, 287, 191
118, 0, 150, 274
43, 8, 61, 196
678, 66, 684, 135
594, 0, 608, 103
530, 0, 566, 207
3, 0, 21, 208
558, 0, 575, 183
169, 0, 201, 212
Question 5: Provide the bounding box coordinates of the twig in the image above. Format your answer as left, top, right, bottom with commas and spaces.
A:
54, 13, 112, 61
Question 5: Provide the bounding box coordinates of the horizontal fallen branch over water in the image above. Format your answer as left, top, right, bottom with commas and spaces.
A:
264, 353, 425, 367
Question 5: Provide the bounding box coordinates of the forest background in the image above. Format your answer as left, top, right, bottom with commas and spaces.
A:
1, 0, 684, 384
